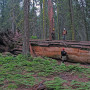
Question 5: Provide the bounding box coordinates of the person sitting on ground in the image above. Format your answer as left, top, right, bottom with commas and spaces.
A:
61, 48, 67, 63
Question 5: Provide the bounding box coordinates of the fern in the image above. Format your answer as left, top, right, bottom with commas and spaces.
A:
71, 80, 90, 89
44, 77, 66, 90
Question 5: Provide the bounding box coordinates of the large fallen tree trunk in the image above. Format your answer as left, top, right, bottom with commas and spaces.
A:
0, 31, 90, 63
30, 40, 90, 63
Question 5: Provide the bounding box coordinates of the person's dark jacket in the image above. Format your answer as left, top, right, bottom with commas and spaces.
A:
61, 51, 67, 56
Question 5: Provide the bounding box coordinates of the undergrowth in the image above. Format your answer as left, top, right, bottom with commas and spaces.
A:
0, 54, 89, 89
71, 80, 90, 90
44, 77, 67, 90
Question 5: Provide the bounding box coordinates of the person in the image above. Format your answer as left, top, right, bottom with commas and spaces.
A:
61, 48, 67, 63
51, 30, 55, 40
63, 28, 67, 40
51, 28, 55, 40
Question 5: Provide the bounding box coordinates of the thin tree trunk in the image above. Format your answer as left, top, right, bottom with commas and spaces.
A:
69, 0, 75, 40
32, 0, 36, 36
1, 0, 5, 29
11, 0, 16, 34
23, 0, 30, 55
40, 0, 43, 39
43, 0, 45, 39
12, 9, 15, 34
57, 0, 59, 40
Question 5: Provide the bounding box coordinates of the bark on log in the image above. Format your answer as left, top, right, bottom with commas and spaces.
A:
30, 40, 90, 50
30, 40, 90, 63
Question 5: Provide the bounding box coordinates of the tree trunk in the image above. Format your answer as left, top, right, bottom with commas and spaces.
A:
80, 0, 88, 41
1, 0, 5, 29
11, 0, 16, 34
57, 0, 61, 40
43, 0, 46, 39
40, 0, 43, 39
69, 0, 75, 40
23, 0, 30, 55
57, 0, 59, 40
11, 0, 19, 34
32, 0, 36, 36
86, 0, 90, 40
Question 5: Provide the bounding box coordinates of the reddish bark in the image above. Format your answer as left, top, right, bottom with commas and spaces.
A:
48, 0, 55, 40
30, 40, 90, 63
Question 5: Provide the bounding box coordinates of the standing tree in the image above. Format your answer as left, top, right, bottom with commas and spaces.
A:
80, 0, 88, 40
43, 0, 46, 39
56, 0, 62, 40
57, 0, 59, 40
40, 0, 43, 39
42, 0, 48, 39
0, 0, 9, 31
23, 0, 30, 55
69, 0, 75, 40
11, 0, 20, 34
74, 0, 88, 41
86, 0, 90, 40
11, 0, 16, 34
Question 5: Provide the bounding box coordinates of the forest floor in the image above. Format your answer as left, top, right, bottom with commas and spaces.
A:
0, 54, 90, 90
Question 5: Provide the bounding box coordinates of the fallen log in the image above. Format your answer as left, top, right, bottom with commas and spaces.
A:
30, 40, 90, 63
0, 30, 90, 64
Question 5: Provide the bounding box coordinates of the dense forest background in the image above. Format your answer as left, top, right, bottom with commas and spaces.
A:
0, 0, 90, 41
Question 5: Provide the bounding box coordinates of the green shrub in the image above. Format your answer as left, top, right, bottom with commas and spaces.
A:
44, 77, 66, 90
31, 35, 37, 39
0, 77, 4, 85
71, 80, 90, 90
14, 76, 36, 86
66, 64, 85, 72
7, 84, 17, 89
